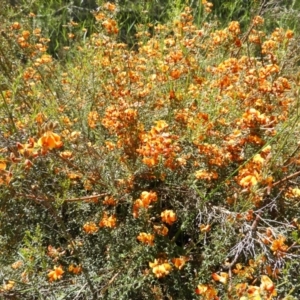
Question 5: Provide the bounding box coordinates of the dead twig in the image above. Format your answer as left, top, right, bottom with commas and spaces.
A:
15, 192, 107, 202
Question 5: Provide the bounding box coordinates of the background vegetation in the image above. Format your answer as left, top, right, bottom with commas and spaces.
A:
1, 0, 300, 299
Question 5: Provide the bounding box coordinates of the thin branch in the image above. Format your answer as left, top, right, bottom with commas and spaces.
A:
272, 170, 300, 187
15, 192, 107, 203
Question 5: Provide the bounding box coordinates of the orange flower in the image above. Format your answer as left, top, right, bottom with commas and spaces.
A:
270, 235, 288, 256
38, 131, 63, 150
68, 264, 82, 275
102, 19, 118, 34
133, 191, 158, 218
35, 112, 47, 124
233, 262, 255, 279
103, 196, 117, 206
59, 151, 73, 159
142, 157, 157, 167
67, 172, 82, 180
149, 259, 172, 278
252, 15, 264, 26
212, 272, 229, 284
88, 111, 99, 129
11, 260, 23, 270
48, 265, 64, 282
170, 69, 182, 80
22, 30, 30, 39
200, 224, 211, 233
247, 286, 261, 300
195, 284, 219, 299
99, 212, 117, 228
235, 283, 248, 297
153, 120, 168, 133
172, 256, 188, 270
103, 2, 116, 12
228, 21, 240, 35
11, 22, 21, 30
17, 138, 39, 157
140, 191, 157, 205
239, 174, 258, 188
0, 160, 6, 170
0, 169, 12, 185
137, 232, 155, 246
83, 222, 98, 234
161, 210, 177, 225
285, 29, 293, 39
2, 280, 15, 291
153, 224, 169, 236
195, 170, 218, 180
260, 275, 276, 296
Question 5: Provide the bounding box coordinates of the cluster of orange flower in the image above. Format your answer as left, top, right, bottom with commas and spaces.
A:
83, 212, 117, 234
1, 130, 63, 186
197, 273, 276, 299
137, 232, 155, 246
68, 264, 82, 275
237, 146, 272, 191
260, 229, 289, 258
161, 209, 177, 225
47, 263, 81, 283
47, 266, 64, 282
101, 101, 141, 158
149, 256, 188, 278
149, 259, 172, 279
95, 3, 118, 35
1, 1, 299, 297
38, 131, 63, 151
137, 120, 180, 169
82, 221, 98, 234
133, 191, 158, 218
99, 212, 117, 228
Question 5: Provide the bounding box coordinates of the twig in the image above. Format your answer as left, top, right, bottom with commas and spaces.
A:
223, 213, 261, 270
272, 170, 300, 187
100, 271, 120, 295
15, 192, 107, 203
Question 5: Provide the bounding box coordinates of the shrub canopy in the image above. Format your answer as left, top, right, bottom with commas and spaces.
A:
0, 1, 300, 299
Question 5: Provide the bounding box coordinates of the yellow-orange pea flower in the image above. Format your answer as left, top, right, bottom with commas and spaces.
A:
161, 209, 177, 225
11, 260, 23, 269
133, 191, 158, 218
68, 264, 82, 275
103, 196, 117, 206
153, 224, 169, 236
2, 280, 15, 291
11, 22, 21, 30
149, 259, 172, 278
48, 265, 64, 282
59, 150, 73, 159
83, 222, 98, 234
99, 212, 117, 228
200, 224, 211, 233
285, 29, 293, 39
212, 272, 229, 284
195, 284, 218, 298
38, 131, 63, 150
270, 235, 288, 255
104, 2, 116, 12
239, 174, 258, 188
172, 256, 189, 270
260, 275, 276, 296
137, 232, 155, 246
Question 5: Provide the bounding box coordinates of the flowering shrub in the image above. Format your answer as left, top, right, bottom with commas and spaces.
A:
0, 1, 300, 299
